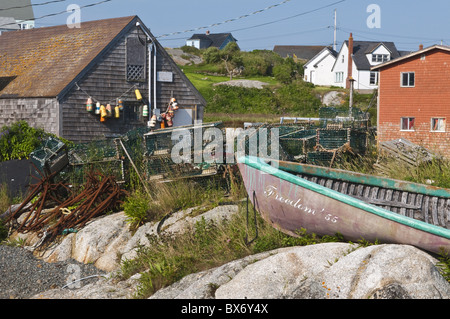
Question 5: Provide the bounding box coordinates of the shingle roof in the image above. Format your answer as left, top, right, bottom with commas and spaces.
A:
345, 40, 401, 70
273, 45, 331, 60
188, 33, 237, 48
0, 15, 136, 98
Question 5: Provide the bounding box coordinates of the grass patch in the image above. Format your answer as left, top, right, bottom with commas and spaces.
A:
119, 201, 346, 299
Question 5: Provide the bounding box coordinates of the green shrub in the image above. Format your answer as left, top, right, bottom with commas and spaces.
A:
0, 121, 72, 162
0, 121, 46, 161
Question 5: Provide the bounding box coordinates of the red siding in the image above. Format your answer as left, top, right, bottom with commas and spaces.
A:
378, 49, 450, 157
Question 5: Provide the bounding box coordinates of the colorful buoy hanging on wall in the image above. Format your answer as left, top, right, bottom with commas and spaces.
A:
106, 104, 112, 117
95, 102, 101, 115
143, 104, 148, 117
86, 97, 93, 112
100, 104, 107, 122
135, 89, 143, 101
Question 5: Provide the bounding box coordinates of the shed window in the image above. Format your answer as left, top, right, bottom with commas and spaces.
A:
126, 36, 147, 82
431, 118, 445, 132
401, 72, 415, 87
401, 117, 415, 131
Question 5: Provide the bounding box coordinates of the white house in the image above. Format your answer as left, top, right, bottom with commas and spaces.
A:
304, 33, 409, 91
303, 47, 337, 86
0, 0, 35, 31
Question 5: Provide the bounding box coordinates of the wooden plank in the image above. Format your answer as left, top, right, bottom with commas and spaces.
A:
431, 197, 439, 226
399, 191, 408, 216
437, 198, 446, 227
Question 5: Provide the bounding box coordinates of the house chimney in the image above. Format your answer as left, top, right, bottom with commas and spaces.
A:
346, 33, 354, 89
419, 44, 423, 50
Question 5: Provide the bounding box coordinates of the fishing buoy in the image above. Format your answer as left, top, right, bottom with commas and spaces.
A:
143, 104, 149, 117
148, 115, 156, 128
118, 99, 124, 111
135, 89, 143, 101
170, 98, 179, 110
86, 97, 93, 112
95, 102, 101, 114
106, 104, 112, 117
100, 105, 107, 121
115, 105, 120, 118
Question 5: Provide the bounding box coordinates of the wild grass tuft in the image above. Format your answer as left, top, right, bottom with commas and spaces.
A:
119, 201, 345, 299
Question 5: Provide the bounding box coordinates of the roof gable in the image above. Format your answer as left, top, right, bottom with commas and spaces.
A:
372, 45, 450, 70
0, 16, 137, 98
304, 47, 337, 68
348, 41, 401, 70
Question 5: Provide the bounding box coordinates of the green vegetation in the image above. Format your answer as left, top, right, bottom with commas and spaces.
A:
437, 249, 450, 282
119, 197, 346, 299
178, 44, 376, 125
0, 121, 72, 162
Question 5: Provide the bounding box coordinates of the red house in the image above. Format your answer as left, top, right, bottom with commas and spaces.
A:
372, 45, 450, 158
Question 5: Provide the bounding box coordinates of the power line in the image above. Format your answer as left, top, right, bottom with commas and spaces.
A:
227, 0, 347, 33
0, 0, 67, 12
156, 0, 292, 38
0, 0, 113, 28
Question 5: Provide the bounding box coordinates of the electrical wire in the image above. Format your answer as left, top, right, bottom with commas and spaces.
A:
156, 0, 292, 38
0, 0, 67, 11
0, 0, 113, 28
227, 0, 347, 33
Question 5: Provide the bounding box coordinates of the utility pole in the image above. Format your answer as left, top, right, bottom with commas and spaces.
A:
334, 9, 337, 51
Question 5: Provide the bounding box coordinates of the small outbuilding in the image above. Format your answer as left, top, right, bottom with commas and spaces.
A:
0, 15, 206, 143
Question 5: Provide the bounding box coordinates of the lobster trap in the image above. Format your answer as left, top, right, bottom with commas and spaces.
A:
29, 136, 69, 176
143, 122, 224, 180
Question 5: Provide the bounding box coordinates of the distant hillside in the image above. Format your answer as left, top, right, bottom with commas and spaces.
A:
174, 45, 375, 126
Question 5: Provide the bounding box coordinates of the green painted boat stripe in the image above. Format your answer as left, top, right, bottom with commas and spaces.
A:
240, 156, 450, 240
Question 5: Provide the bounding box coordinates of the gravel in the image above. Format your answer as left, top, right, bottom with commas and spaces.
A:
0, 245, 106, 299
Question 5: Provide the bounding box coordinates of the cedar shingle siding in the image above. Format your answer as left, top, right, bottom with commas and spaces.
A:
0, 16, 205, 143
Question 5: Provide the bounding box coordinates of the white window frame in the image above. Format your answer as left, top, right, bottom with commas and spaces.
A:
372, 54, 389, 63
401, 72, 415, 87
335, 71, 344, 83
431, 117, 446, 132
401, 117, 415, 131
370, 71, 379, 85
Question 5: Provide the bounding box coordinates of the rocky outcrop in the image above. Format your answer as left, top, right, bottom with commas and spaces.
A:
7, 204, 449, 299
10, 205, 239, 272
33, 243, 450, 299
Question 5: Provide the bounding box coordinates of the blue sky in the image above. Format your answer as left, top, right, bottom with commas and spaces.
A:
28, 0, 450, 52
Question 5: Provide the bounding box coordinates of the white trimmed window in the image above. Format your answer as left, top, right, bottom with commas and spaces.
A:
431, 118, 445, 132
335, 72, 344, 83
401, 72, 415, 87
372, 54, 389, 63
401, 117, 415, 131
370, 72, 379, 85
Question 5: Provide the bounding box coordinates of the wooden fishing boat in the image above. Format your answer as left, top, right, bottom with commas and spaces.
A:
237, 156, 450, 254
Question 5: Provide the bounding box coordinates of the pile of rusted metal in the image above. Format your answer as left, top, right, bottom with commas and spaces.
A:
4, 169, 126, 247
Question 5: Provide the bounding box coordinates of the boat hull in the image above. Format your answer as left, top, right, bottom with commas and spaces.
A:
238, 158, 450, 254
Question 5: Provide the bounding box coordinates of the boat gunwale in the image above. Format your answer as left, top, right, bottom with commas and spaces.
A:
277, 160, 450, 199
238, 156, 450, 240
